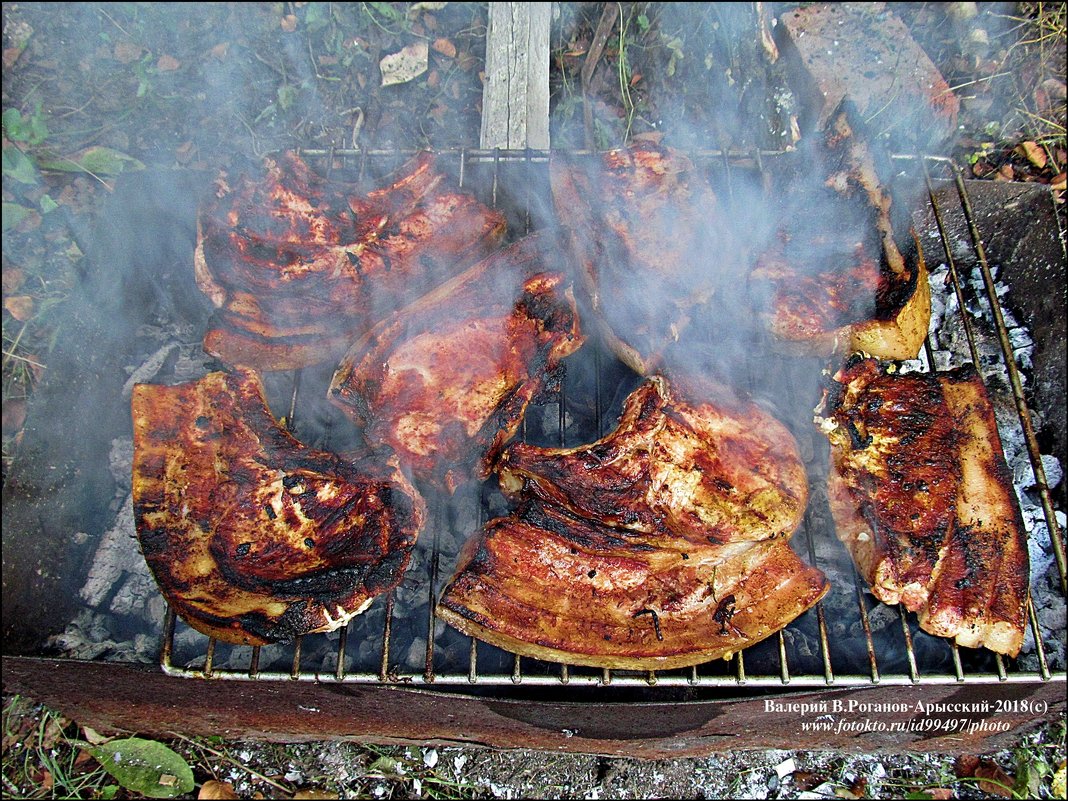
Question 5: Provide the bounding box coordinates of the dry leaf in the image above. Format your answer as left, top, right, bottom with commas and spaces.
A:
199, 780, 240, 800
920, 789, 954, 800
974, 762, 1015, 798
955, 754, 980, 777
1016, 141, 1047, 169
1051, 760, 1066, 798
5, 295, 35, 322
431, 38, 456, 58
280, 14, 298, 32
210, 42, 230, 60
2, 397, 26, 435
292, 791, 339, 800
157, 54, 181, 72
1050, 172, 1066, 191
38, 769, 54, 791
2, 267, 25, 295
113, 41, 143, 63
995, 163, 1014, 181
81, 726, 111, 745
380, 41, 429, 86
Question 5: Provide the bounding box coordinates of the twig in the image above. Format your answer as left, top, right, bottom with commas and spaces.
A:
171, 734, 294, 795
581, 3, 621, 149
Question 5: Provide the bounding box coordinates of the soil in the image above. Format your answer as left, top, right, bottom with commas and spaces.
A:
2, 2, 1066, 799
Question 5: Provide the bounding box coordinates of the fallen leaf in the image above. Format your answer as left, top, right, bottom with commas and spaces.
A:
81, 726, 112, 745
975, 761, 1014, 798
113, 41, 143, 63
37, 146, 145, 176
995, 163, 1014, 181
955, 754, 980, 777
426, 69, 440, 88
291, 791, 339, 800
790, 770, 823, 791
210, 42, 230, 60
1, 397, 26, 435
431, 38, 456, 58
1016, 141, 1047, 169
157, 54, 181, 72
1051, 760, 1065, 798
1050, 172, 1066, 191
280, 14, 298, 32
198, 780, 239, 800
630, 71, 642, 86
380, 40, 429, 86
1, 267, 25, 294
3, 46, 25, 70
39, 769, 54, 791
4, 295, 35, 322
175, 141, 195, 164
919, 789, 954, 800
91, 737, 195, 798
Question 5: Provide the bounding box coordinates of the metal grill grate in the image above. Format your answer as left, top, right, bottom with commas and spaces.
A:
160, 149, 1066, 688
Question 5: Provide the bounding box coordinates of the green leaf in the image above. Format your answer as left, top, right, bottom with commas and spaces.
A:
39, 194, 58, 214
304, 2, 329, 31
99, 786, 119, 800
37, 146, 145, 176
636, 13, 650, 32
277, 83, 298, 112
2, 145, 40, 184
3, 108, 25, 138
2, 202, 35, 231
90, 738, 194, 799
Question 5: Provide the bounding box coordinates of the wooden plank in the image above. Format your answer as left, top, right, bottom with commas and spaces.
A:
480, 2, 551, 150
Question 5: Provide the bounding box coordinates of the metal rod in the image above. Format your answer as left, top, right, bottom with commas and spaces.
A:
1027, 596, 1051, 681
511, 654, 522, 684
951, 643, 965, 683
248, 646, 260, 679
290, 635, 302, 680
468, 638, 478, 684
778, 631, 791, 685
380, 592, 394, 682
899, 608, 920, 684
950, 165, 1067, 593
160, 606, 176, 668
335, 624, 348, 681
203, 638, 216, 677
854, 580, 880, 684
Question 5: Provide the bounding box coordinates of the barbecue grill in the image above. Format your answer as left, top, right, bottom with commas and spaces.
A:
2, 145, 1065, 757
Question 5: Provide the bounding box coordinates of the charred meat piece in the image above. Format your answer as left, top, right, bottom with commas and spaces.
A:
195, 151, 506, 371
329, 232, 584, 493
550, 142, 739, 375
497, 375, 809, 547
437, 500, 829, 670
818, 357, 1030, 655
132, 368, 426, 645
749, 108, 930, 359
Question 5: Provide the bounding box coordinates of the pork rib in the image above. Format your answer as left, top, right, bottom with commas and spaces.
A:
437, 500, 828, 670
329, 232, 584, 493
132, 368, 426, 645
497, 375, 809, 547
818, 357, 1030, 655
195, 151, 506, 371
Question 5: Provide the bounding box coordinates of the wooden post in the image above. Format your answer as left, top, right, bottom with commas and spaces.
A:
480, 2, 551, 150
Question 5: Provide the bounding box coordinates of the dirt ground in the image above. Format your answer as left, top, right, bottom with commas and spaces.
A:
3, 2, 1067, 799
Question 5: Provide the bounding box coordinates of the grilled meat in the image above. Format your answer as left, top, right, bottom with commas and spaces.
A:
329, 232, 584, 493
818, 357, 1030, 655
195, 151, 506, 371
132, 368, 426, 646
749, 108, 931, 359
550, 142, 738, 375
497, 375, 809, 547
438, 375, 827, 669
437, 500, 829, 670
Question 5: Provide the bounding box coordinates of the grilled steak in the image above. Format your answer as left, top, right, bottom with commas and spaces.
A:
550, 142, 738, 375
132, 368, 426, 645
818, 356, 1030, 655
497, 375, 809, 546
749, 108, 931, 359
437, 500, 829, 670
329, 232, 584, 493
195, 151, 506, 371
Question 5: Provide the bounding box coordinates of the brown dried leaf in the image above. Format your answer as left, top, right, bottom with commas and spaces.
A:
974, 762, 1014, 798
81, 726, 111, 745
280, 14, 298, 32
995, 163, 1014, 181
380, 41, 429, 86
210, 42, 230, 60
2, 397, 26, 435
157, 54, 181, 72
955, 754, 981, 777
199, 781, 240, 800
1050, 172, 1067, 191
4, 295, 35, 322
1, 267, 25, 294
39, 769, 54, 791
791, 770, 823, 791
431, 38, 456, 58
1016, 141, 1047, 169
292, 791, 339, 800
920, 789, 954, 800
113, 41, 143, 64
